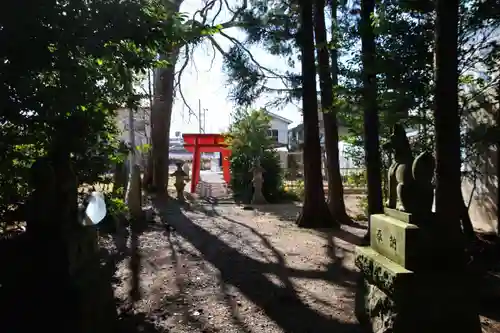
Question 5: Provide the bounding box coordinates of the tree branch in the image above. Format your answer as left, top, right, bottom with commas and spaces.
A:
174, 44, 198, 119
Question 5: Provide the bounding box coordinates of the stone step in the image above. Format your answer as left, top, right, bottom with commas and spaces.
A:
370, 213, 420, 270
196, 181, 231, 199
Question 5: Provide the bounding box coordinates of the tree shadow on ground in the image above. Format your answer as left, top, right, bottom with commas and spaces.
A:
471, 234, 500, 322
248, 201, 367, 228
105, 204, 230, 332
197, 204, 359, 293
0, 232, 120, 333
153, 197, 363, 333
238, 202, 366, 247
115, 312, 166, 333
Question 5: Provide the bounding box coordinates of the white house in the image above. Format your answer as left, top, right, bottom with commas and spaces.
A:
115, 107, 152, 167
265, 111, 293, 146
288, 110, 350, 151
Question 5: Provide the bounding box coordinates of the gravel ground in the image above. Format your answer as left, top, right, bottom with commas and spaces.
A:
101, 195, 500, 333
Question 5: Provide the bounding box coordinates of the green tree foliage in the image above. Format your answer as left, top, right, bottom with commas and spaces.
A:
227, 109, 284, 203
222, 0, 302, 107
0, 0, 187, 226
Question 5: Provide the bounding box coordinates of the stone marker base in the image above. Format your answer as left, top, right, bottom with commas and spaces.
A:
355, 208, 481, 333
355, 272, 481, 333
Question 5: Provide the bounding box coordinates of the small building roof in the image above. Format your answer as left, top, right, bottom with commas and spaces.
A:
265, 111, 293, 124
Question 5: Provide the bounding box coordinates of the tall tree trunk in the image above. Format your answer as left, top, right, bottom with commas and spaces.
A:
360, 0, 383, 239
314, 0, 350, 225
143, 69, 154, 189
433, 2, 482, 331
150, 0, 182, 193
434, 0, 465, 256
151, 51, 179, 193
496, 82, 500, 236
296, 0, 333, 228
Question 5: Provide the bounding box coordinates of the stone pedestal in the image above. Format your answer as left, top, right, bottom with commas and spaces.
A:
354, 208, 481, 333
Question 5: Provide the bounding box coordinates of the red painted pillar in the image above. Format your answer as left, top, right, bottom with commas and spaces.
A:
221, 149, 231, 184
190, 138, 200, 193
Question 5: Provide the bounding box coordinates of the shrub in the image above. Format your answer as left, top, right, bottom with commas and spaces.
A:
230, 149, 284, 203
227, 108, 285, 203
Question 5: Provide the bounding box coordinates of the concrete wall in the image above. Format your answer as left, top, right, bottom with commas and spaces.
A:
462, 93, 498, 234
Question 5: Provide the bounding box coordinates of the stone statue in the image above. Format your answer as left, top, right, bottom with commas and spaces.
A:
171, 162, 189, 202
384, 124, 413, 210
411, 151, 435, 214
383, 124, 435, 215
250, 159, 267, 204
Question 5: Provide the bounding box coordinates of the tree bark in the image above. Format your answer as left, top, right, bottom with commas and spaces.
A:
150, 0, 183, 193
433, 5, 482, 330
434, 0, 466, 256
143, 70, 154, 190
360, 0, 384, 239
314, 0, 350, 225
151, 50, 179, 193
496, 82, 500, 236
296, 0, 333, 228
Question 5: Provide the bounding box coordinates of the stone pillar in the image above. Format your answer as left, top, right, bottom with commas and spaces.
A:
190, 138, 201, 193
221, 149, 231, 184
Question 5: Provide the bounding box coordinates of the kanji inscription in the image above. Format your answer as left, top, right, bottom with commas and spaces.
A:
389, 235, 397, 250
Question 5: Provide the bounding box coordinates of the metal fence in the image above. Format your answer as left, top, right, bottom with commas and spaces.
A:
284, 167, 366, 192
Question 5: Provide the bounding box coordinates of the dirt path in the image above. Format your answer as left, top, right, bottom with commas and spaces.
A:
105, 198, 364, 333
103, 197, 500, 333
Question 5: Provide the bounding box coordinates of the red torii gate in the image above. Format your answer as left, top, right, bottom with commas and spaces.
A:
182, 133, 231, 193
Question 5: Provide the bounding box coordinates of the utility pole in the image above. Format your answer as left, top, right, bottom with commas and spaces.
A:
198, 99, 202, 133
128, 102, 136, 167
198, 99, 206, 133
204, 108, 207, 133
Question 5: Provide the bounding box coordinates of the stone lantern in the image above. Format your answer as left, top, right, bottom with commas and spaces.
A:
170, 162, 189, 202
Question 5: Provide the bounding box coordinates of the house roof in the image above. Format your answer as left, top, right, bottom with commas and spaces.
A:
288, 119, 349, 133
289, 123, 304, 132
265, 111, 293, 124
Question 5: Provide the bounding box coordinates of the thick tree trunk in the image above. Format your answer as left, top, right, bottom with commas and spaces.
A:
24, 155, 77, 332
434, 0, 466, 256
314, 0, 350, 225
496, 82, 500, 236
433, 1, 481, 330
296, 0, 333, 228
360, 0, 384, 239
150, 0, 183, 194
151, 51, 179, 193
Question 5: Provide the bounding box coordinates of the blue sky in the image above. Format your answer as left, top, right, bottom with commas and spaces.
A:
166, 0, 304, 136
